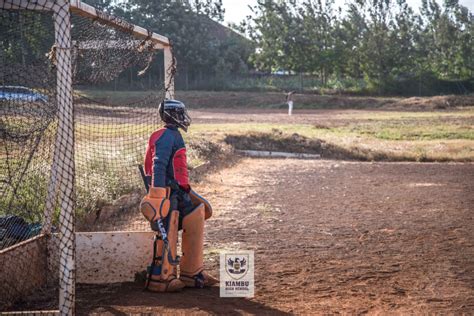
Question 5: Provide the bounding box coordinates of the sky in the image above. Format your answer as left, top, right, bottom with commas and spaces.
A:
221, 0, 474, 25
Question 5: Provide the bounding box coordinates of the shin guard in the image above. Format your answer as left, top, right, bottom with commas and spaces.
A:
179, 204, 205, 286
146, 210, 184, 292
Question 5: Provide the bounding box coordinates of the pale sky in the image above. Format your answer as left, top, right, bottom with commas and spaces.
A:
222, 0, 474, 25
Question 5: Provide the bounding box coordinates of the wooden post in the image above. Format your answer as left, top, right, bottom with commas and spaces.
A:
164, 46, 175, 99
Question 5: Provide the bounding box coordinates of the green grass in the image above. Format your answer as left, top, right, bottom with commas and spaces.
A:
334, 121, 473, 141
189, 121, 473, 142
76, 90, 163, 105
332, 110, 474, 120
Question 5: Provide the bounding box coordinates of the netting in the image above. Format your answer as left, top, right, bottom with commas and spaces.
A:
1, 0, 174, 313
1, 9, 56, 248
71, 13, 167, 222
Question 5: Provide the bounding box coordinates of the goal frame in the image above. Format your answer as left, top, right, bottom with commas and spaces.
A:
0, 1, 174, 315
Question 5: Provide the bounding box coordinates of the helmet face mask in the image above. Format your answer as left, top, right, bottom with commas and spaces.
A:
159, 99, 191, 132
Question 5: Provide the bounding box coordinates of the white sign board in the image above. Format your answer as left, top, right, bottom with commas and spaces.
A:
220, 250, 255, 297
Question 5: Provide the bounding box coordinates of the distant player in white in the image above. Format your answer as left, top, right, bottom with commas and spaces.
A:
286, 91, 295, 116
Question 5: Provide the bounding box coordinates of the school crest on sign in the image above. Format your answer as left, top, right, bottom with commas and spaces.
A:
225, 254, 249, 280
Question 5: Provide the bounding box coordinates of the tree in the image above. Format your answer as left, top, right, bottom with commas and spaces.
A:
105, 0, 252, 89
245, 0, 339, 85
244, 0, 290, 72
420, 0, 473, 79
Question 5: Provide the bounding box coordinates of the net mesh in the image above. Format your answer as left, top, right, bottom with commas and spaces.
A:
0, 1, 174, 313
71, 12, 167, 222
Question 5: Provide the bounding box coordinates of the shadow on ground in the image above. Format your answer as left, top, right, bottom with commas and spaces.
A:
76, 283, 290, 315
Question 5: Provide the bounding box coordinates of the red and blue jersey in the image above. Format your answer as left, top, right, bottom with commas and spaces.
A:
144, 125, 189, 189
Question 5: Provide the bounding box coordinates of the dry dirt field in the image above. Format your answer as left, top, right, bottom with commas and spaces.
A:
75, 157, 474, 315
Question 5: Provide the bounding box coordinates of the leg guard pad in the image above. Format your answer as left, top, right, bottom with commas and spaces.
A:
146, 210, 184, 292
180, 204, 205, 278
161, 210, 179, 279
189, 189, 212, 219
141, 187, 171, 223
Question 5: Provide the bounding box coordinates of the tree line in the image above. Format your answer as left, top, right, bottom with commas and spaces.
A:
90, 0, 472, 94
2, 0, 471, 94
239, 0, 473, 94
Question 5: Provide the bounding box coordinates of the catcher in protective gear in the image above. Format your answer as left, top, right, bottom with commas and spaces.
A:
140, 99, 217, 292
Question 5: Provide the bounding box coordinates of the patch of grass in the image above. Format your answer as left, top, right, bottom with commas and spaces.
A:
76, 90, 162, 106
0, 171, 49, 222
331, 119, 474, 141
373, 127, 473, 141
331, 110, 474, 120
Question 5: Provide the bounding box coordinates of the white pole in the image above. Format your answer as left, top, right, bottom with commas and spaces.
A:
164, 46, 175, 99
52, 1, 75, 315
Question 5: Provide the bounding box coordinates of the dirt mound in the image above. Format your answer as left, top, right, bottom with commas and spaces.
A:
224, 132, 413, 161
225, 131, 324, 154
390, 95, 474, 109
187, 138, 237, 182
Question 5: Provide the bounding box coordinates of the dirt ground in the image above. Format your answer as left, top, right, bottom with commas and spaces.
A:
75, 158, 474, 315
190, 108, 369, 125
189, 107, 471, 125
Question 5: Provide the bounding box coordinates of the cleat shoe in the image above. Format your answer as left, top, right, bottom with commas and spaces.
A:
202, 271, 219, 286
180, 271, 219, 288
